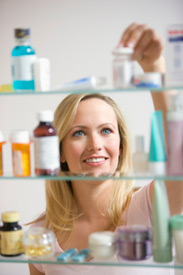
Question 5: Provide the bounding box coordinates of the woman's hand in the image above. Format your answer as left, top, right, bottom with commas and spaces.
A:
118, 22, 165, 73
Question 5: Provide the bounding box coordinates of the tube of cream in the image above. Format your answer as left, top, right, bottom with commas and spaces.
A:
148, 110, 166, 175
152, 180, 172, 262
52, 76, 106, 92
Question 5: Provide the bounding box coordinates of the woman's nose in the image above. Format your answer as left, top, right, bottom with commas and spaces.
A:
86, 134, 102, 152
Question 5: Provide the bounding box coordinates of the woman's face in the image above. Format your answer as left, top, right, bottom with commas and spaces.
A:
61, 98, 121, 176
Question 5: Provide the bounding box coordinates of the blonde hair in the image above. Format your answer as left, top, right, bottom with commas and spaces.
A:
34, 93, 133, 237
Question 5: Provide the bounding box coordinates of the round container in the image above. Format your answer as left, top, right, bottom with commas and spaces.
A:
0, 131, 6, 176
88, 231, 117, 260
170, 215, 183, 263
23, 227, 55, 260
0, 211, 23, 257
117, 225, 152, 261
112, 47, 134, 88
10, 130, 31, 177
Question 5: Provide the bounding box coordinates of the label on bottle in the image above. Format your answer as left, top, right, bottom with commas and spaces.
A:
12, 55, 36, 81
113, 60, 133, 88
1, 230, 23, 255
34, 136, 60, 169
12, 150, 30, 176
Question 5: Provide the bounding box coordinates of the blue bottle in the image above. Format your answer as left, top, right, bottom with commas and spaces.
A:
11, 28, 36, 90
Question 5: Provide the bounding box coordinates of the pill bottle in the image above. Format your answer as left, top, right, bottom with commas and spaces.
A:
112, 47, 134, 88
10, 130, 31, 177
0, 211, 23, 257
33, 110, 60, 176
0, 131, 6, 176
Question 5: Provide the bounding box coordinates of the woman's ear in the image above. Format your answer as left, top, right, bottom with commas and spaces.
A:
60, 152, 66, 163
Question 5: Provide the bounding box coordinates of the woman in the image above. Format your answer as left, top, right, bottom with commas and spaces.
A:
29, 23, 182, 275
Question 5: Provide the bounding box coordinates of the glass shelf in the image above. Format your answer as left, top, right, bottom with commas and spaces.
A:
0, 85, 183, 96
1, 172, 183, 181
0, 254, 182, 269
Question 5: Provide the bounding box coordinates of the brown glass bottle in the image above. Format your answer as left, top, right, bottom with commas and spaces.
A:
0, 211, 23, 257
33, 110, 60, 176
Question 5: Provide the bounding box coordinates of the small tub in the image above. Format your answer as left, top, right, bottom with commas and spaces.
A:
117, 225, 152, 261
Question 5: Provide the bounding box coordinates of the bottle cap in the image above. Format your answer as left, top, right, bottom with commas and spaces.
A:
2, 211, 20, 222
15, 28, 30, 39
112, 47, 134, 55
0, 131, 5, 142
10, 130, 30, 144
170, 215, 183, 230
37, 110, 54, 122
88, 231, 116, 246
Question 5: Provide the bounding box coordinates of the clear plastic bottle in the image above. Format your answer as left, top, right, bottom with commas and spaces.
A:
132, 135, 148, 174
112, 47, 134, 88
11, 28, 36, 90
33, 110, 60, 176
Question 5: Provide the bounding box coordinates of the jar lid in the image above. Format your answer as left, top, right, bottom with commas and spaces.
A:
2, 211, 20, 222
0, 131, 5, 142
112, 47, 134, 55
170, 215, 183, 230
117, 225, 152, 242
37, 110, 54, 122
15, 28, 30, 39
10, 130, 30, 143
88, 231, 116, 246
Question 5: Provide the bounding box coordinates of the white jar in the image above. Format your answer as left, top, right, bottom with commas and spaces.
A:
112, 47, 134, 88
88, 231, 117, 260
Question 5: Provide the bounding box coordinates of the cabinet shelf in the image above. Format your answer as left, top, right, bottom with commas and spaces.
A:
0, 85, 183, 96
1, 173, 183, 181
0, 254, 182, 269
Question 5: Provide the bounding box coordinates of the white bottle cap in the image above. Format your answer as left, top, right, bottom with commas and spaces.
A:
10, 130, 30, 144
112, 47, 134, 55
37, 110, 54, 122
135, 136, 145, 152
0, 131, 4, 142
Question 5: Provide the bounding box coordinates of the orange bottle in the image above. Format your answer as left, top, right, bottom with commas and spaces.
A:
0, 131, 6, 176
10, 130, 31, 177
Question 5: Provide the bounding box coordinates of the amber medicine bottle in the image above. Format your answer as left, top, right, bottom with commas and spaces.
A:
0, 131, 6, 176
33, 110, 60, 176
0, 211, 23, 257
10, 130, 31, 177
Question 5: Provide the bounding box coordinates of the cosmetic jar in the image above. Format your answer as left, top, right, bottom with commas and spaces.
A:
23, 227, 55, 259
112, 47, 134, 88
117, 225, 152, 261
88, 231, 117, 260
170, 215, 183, 263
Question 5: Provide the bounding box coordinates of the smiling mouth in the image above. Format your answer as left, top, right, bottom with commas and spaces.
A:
84, 157, 106, 163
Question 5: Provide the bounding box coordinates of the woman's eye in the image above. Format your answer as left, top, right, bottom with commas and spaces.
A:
73, 130, 84, 137
102, 128, 112, 134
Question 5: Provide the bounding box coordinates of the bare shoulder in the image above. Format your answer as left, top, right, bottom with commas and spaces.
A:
29, 264, 44, 275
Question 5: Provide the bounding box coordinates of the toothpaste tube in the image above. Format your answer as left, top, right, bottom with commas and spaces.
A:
52, 76, 106, 92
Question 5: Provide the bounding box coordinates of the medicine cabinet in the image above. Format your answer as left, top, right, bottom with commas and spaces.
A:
0, 85, 183, 271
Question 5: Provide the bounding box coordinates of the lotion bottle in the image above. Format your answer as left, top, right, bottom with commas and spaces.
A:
132, 135, 148, 174
167, 93, 183, 175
